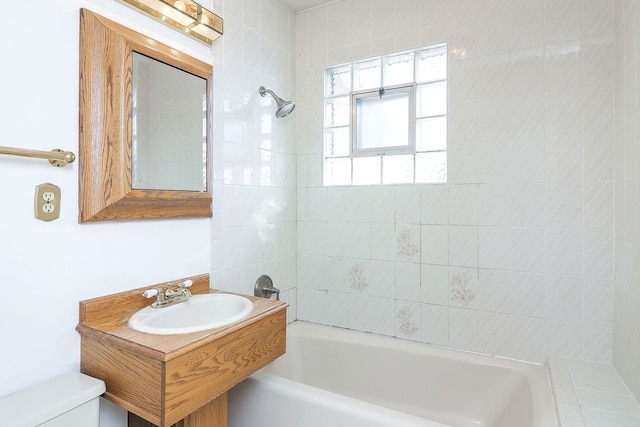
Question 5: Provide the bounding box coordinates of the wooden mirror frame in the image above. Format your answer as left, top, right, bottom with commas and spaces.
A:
79, 9, 212, 223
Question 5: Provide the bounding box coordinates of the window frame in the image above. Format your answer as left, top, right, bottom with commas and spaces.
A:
351, 83, 416, 158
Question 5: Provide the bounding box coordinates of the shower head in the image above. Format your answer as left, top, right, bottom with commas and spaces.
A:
259, 86, 296, 118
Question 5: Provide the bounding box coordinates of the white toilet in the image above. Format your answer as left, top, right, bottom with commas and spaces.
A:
0, 372, 105, 427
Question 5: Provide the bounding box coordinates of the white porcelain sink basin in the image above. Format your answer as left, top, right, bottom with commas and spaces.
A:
128, 293, 254, 335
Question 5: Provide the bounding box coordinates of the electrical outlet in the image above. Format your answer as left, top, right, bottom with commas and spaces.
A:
35, 183, 61, 221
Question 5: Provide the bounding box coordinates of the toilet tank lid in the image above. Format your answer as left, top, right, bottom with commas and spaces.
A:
0, 372, 105, 427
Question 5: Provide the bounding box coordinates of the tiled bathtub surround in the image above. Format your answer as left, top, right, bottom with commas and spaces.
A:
612, 0, 640, 406
549, 358, 640, 426
296, 0, 615, 364
212, 0, 298, 320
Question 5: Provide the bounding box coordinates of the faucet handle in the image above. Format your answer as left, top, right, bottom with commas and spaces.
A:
178, 279, 193, 289
142, 288, 162, 298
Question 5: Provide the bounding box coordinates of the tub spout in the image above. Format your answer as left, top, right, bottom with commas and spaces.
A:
262, 287, 281, 300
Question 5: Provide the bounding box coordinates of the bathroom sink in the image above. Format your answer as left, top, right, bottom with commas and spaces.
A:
128, 293, 254, 335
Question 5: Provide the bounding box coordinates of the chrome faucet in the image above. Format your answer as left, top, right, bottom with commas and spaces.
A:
142, 280, 193, 308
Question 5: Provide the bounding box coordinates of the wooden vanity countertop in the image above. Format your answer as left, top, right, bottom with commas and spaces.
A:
76, 273, 288, 361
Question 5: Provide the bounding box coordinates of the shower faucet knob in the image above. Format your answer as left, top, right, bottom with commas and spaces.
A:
254, 275, 281, 300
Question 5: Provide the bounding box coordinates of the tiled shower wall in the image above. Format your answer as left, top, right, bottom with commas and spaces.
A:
613, 0, 640, 403
212, 0, 298, 320
296, 0, 615, 363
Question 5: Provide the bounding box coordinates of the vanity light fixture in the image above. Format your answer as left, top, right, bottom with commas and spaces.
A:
116, 0, 223, 45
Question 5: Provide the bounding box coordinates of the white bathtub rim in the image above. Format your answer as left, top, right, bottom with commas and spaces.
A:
282, 321, 559, 427
248, 372, 451, 427
287, 321, 544, 370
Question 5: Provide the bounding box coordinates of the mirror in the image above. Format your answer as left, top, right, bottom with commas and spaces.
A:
79, 9, 212, 222
131, 52, 207, 192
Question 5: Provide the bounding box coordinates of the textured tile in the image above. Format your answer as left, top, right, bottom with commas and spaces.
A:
479, 227, 510, 270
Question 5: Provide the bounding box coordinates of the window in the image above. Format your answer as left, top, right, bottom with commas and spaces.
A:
324, 44, 447, 186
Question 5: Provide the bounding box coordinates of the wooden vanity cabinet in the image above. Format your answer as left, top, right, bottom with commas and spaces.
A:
77, 274, 287, 427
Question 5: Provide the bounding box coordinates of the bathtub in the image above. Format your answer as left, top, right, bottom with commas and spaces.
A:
228, 321, 558, 427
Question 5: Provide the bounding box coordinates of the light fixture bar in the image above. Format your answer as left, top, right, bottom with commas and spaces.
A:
116, 0, 223, 45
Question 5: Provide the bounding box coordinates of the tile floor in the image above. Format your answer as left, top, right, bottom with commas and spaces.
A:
548, 358, 640, 426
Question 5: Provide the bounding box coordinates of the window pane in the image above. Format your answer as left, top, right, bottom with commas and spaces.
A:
382, 155, 414, 184
353, 156, 381, 185
324, 157, 352, 186
356, 92, 409, 150
325, 97, 350, 127
325, 127, 350, 157
416, 46, 447, 83
326, 65, 351, 96
417, 82, 447, 117
417, 116, 447, 152
383, 53, 414, 86
415, 152, 447, 183
353, 59, 381, 91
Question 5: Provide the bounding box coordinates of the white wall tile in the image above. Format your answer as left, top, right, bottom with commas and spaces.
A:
421, 225, 449, 265
371, 297, 395, 336
421, 185, 449, 225
583, 325, 612, 362
545, 133, 583, 182
511, 271, 546, 318
478, 183, 510, 226
293, 0, 618, 367
546, 320, 584, 359
546, 275, 583, 323
543, 0, 581, 46
395, 187, 422, 224
478, 269, 510, 313
396, 262, 421, 301
478, 312, 512, 357
421, 264, 449, 306
420, 303, 449, 346
584, 278, 613, 326
546, 228, 583, 276
509, 0, 544, 51
511, 228, 545, 273
479, 227, 510, 270
369, 260, 396, 298
370, 186, 396, 223
449, 226, 479, 268
371, 223, 396, 261
511, 316, 546, 363
583, 230, 614, 279
584, 181, 614, 229
448, 184, 478, 225
545, 181, 582, 228
449, 307, 479, 351
478, 138, 510, 182
510, 137, 545, 183
510, 183, 545, 227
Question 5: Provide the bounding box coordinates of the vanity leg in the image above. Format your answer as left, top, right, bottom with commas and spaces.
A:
128, 392, 228, 427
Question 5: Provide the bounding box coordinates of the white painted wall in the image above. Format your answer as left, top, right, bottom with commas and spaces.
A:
0, 0, 297, 426
0, 1, 213, 425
